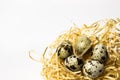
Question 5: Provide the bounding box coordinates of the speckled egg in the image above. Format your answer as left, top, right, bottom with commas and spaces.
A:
91, 44, 108, 63
64, 55, 84, 72
56, 40, 73, 59
75, 36, 92, 56
82, 59, 104, 78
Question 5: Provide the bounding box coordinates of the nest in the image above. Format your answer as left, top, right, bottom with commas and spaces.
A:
40, 18, 120, 80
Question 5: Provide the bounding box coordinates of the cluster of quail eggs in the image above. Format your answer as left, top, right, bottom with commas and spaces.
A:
56, 36, 108, 78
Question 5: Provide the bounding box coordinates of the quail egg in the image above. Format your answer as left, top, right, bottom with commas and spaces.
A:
75, 36, 92, 56
64, 55, 84, 72
56, 40, 73, 59
82, 59, 104, 78
91, 44, 108, 63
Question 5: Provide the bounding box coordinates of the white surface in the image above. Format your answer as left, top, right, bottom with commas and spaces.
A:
0, 0, 120, 80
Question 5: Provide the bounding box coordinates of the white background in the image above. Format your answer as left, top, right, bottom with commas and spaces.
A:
0, 0, 120, 80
